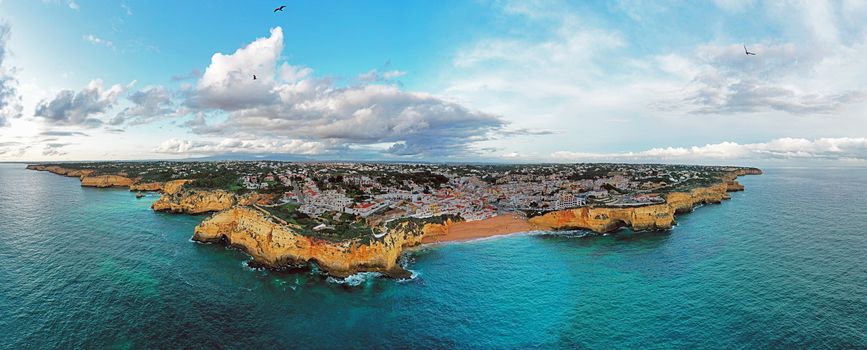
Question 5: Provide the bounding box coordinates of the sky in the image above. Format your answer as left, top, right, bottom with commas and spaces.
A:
1, 0, 866, 165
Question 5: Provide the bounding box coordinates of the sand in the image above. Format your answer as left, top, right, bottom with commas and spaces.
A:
421, 214, 536, 244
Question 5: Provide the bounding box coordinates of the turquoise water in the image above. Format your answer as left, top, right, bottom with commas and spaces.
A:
0, 163, 865, 349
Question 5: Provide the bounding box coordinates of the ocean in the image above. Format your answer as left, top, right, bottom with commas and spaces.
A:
0, 163, 865, 349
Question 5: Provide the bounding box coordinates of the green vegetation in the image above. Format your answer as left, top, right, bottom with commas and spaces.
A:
260, 204, 376, 243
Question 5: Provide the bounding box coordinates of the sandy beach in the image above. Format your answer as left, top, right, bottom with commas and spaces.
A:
421, 214, 536, 244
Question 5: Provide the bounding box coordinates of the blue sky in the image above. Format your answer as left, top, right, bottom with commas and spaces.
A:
1, 0, 866, 164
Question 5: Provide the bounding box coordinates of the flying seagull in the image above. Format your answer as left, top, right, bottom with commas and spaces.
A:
744, 45, 757, 56
253, 74, 257, 80
274, 5, 286, 12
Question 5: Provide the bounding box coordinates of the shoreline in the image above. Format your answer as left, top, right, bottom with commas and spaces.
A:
421, 213, 538, 244
25, 163, 763, 277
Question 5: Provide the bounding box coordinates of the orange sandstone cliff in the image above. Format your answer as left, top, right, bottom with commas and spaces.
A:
529, 180, 747, 232
151, 180, 268, 214
192, 206, 443, 278
129, 182, 164, 192
26, 165, 95, 178
80, 175, 135, 188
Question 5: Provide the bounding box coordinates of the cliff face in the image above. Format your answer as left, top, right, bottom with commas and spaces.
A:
151, 180, 266, 214
129, 182, 163, 192
192, 207, 439, 278
27, 165, 95, 178
529, 181, 740, 233
152, 188, 237, 214
529, 205, 675, 233
80, 175, 135, 188
161, 180, 192, 195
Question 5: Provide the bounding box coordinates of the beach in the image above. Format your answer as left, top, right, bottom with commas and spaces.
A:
421, 213, 536, 243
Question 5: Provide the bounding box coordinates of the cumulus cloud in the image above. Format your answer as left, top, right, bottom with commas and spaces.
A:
153, 138, 325, 155
187, 27, 283, 110
34, 79, 129, 127
550, 137, 867, 162
111, 85, 177, 125
0, 22, 22, 127
183, 26, 507, 157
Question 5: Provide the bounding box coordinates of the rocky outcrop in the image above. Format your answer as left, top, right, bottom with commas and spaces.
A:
80, 175, 135, 188
192, 207, 442, 278
725, 180, 745, 192
529, 205, 676, 233
161, 180, 193, 195
529, 176, 754, 233
733, 168, 763, 176
27, 165, 95, 178
151, 180, 267, 214
152, 188, 237, 214
129, 182, 163, 192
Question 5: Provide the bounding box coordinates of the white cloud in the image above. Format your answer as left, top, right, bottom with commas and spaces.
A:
358, 69, 406, 82
34, 79, 131, 127
662, 42, 867, 115
83, 34, 114, 49
184, 27, 508, 158
0, 22, 22, 127
439, 1, 867, 159
111, 85, 178, 125
153, 138, 325, 155
189, 27, 283, 110
550, 137, 867, 162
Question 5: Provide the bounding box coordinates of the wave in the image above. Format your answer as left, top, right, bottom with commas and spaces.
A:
326, 272, 382, 287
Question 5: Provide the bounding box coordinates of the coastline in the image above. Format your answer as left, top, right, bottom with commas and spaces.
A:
25, 163, 762, 277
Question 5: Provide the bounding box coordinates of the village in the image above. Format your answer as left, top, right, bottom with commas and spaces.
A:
226, 162, 726, 224
41, 161, 739, 230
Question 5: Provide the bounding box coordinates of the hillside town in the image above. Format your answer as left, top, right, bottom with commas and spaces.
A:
38, 161, 746, 228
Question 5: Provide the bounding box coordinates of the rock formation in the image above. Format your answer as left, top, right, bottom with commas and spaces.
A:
152, 188, 237, 214
129, 182, 164, 192
151, 180, 269, 214
80, 175, 135, 188
26, 165, 95, 178
192, 206, 444, 278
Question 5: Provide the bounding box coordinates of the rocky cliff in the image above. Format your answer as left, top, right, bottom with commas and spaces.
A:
152, 189, 236, 214
80, 175, 135, 188
192, 207, 442, 278
26, 165, 95, 178
528, 176, 753, 233
129, 182, 164, 192
151, 180, 267, 214
529, 205, 676, 232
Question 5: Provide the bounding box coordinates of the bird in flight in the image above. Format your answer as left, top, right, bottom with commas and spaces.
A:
274, 5, 286, 12
253, 74, 257, 80
744, 45, 757, 56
